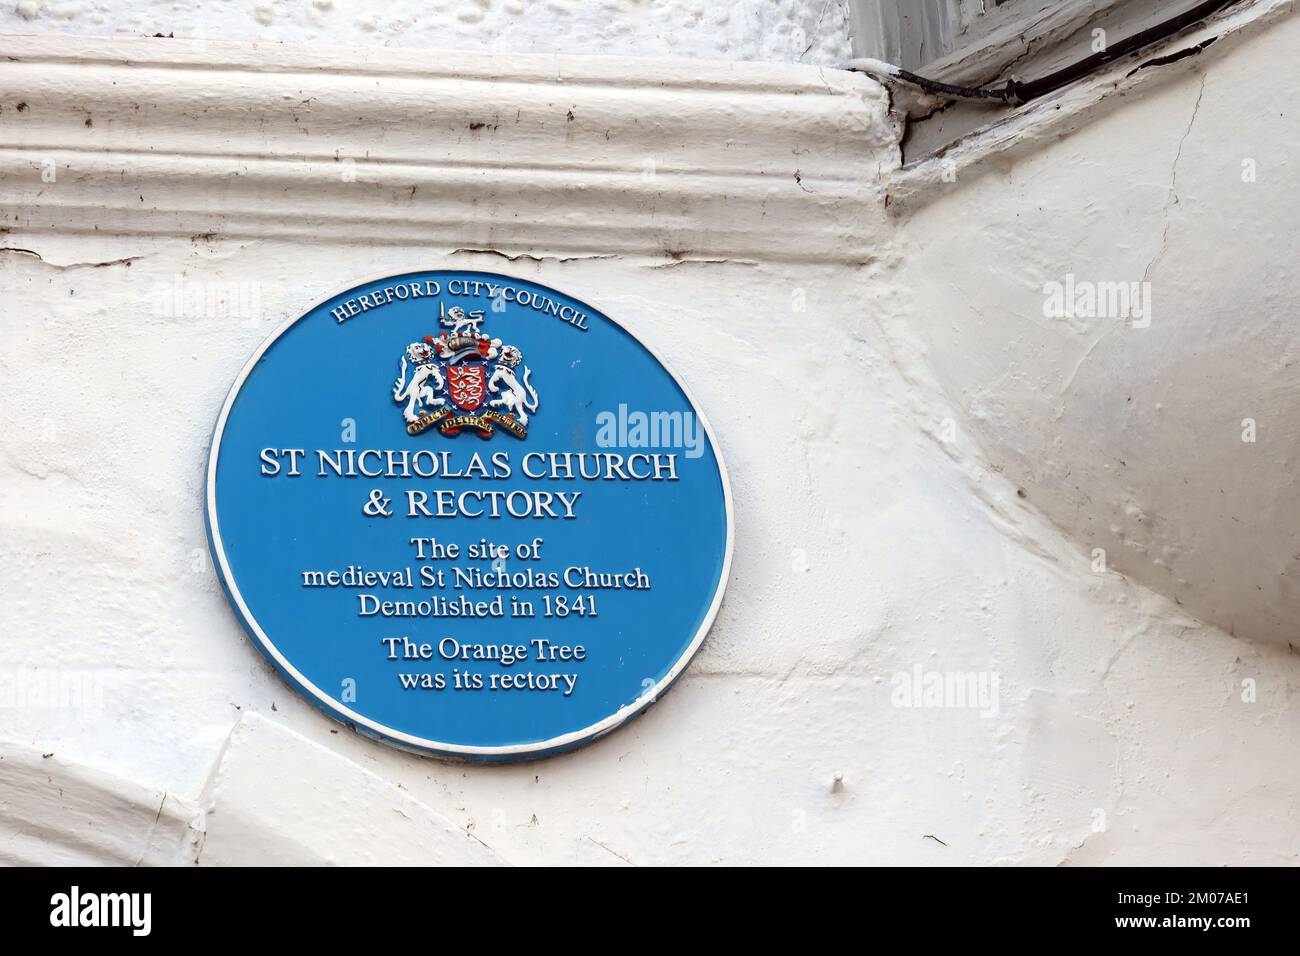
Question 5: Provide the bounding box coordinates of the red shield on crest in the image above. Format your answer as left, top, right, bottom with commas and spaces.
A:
447, 364, 486, 411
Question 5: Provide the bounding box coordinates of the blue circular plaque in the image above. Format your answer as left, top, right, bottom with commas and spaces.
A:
206, 271, 732, 760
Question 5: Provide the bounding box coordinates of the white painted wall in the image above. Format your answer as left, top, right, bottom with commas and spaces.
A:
1, 2, 1297, 866
898, 14, 1300, 649
0, 0, 854, 66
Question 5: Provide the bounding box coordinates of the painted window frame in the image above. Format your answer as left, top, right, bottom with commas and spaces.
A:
850, 0, 1129, 76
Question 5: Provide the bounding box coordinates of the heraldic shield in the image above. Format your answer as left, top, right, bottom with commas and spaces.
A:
392, 302, 538, 439
448, 365, 486, 412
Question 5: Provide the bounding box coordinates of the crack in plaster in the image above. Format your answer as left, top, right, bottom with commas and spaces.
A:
1141, 73, 1207, 286
0, 247, 142, 270
450, 248, 620, 264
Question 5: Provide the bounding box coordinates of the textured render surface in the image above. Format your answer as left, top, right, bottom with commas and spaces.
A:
0, 0, 854, 66
0, 15, 1297, 866
10, 237, 1278, 867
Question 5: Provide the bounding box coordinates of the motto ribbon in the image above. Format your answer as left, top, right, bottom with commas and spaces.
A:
407, 407, 528, 439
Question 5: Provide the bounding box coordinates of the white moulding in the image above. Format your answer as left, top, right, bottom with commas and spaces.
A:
0, 716, 505, 866
196, 714, 504, 866
0, 738, 204, 865
0, 35, 896, 264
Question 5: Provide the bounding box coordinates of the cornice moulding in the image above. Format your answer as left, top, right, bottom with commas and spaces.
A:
0, 35, 894, 263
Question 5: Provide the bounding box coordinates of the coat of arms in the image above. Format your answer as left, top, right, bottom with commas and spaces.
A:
392, 302, 539, 439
